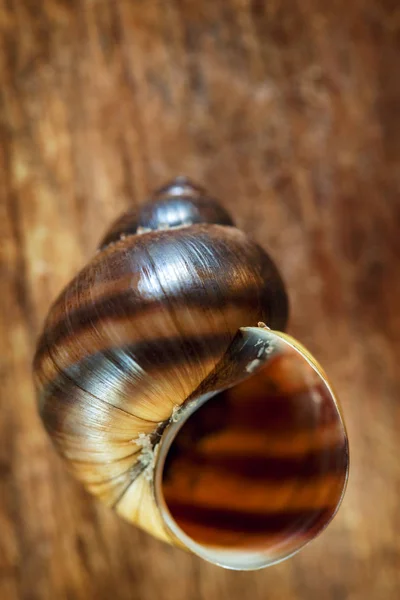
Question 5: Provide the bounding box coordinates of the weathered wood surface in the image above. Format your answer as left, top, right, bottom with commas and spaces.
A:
1, 1, 399, 598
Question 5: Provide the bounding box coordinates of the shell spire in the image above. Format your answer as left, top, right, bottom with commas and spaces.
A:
99, 176, 234, 248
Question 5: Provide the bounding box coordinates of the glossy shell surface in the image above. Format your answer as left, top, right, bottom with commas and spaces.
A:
33, 179, 348, 570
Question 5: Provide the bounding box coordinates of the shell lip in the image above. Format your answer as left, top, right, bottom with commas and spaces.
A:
153, 326, 349, 570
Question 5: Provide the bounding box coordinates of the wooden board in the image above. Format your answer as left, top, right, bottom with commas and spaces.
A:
1, 1, 399, 598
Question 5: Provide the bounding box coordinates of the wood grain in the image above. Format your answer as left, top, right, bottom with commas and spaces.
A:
0, 0, 399, 598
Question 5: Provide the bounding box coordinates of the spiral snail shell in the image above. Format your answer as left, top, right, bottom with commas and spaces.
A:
33, 178, 348, 570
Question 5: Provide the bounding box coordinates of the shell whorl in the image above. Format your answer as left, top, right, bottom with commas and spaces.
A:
99, 177, 235, 249
33, 178, 347, 570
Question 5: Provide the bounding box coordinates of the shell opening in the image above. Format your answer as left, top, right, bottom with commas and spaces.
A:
155, 329, 348, 570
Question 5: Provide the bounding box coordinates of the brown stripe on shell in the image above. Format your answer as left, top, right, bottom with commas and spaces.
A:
40, 284, 271, 352
165, 441, 347, 483
162, 502, 335, 536
192, 424, 345, 457
39, 224, 288, 349
35, 305, 262, 376
37, 332, 235, 421
163, 505, 338, 554
163, 473, 345, 513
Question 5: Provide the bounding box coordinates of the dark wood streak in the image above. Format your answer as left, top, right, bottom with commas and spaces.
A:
1, 131, 36, 340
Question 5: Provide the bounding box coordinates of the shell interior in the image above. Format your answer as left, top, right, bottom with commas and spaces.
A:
155, 327, 348, 570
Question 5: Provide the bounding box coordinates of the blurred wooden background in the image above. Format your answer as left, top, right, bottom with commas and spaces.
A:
1, 0, 399, 598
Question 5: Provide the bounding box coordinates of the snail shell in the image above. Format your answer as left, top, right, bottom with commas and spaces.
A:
33, 178, 348, 570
